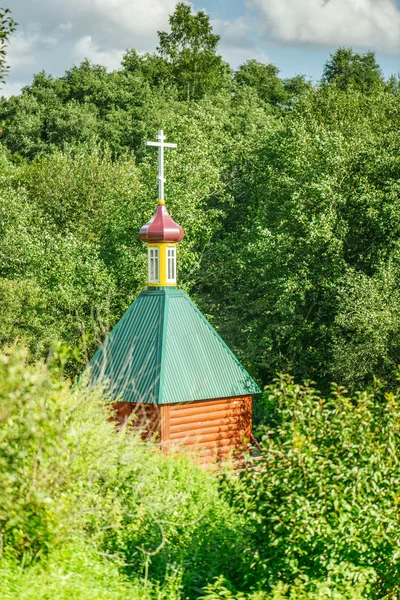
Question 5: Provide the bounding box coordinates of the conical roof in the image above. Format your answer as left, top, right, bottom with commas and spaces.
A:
88, 288, 260, 404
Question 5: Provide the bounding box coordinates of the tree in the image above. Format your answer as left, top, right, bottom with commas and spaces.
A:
234, 59, 287, 105
157, 2, 230, 100
234, 60, 312, 107
322, 48, 384, 94
282, 73, 313, 104
121, 49, 170, 89
0, 7, 16, 85
195, 83, 400, 392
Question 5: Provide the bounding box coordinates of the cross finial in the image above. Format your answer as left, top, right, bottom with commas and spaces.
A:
145, 130, 177, 202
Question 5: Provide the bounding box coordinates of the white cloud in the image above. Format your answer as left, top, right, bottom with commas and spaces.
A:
7, 31, 38, 69
74, 35, 124, 70
0, 81, 25, 98
86, 0, 177, 41
250, 0, 400, 52
10, 0, 178, 51
4, 0, 180, 94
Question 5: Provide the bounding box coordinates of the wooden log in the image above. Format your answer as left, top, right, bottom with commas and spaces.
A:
169, 421, 244, 436
170, 395, 250, 411
171, 437, 236, 450
170, 401, 245, 419
169, 430, 246, 444
170, 409, 245, 426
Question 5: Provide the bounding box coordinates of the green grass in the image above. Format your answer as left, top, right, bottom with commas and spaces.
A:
0, 543, 182, 600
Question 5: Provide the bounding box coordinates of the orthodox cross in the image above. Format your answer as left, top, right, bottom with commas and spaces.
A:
145, 130, 177, 201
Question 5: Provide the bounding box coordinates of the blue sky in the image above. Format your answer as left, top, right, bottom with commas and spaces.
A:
4, 0, 400, 97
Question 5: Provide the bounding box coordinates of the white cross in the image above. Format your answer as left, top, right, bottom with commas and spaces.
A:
145, 130, 177, 201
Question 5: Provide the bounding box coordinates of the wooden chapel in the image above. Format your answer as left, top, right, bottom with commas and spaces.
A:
88, 130, 260, 465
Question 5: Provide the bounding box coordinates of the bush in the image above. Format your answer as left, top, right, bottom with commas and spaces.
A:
0, 348, 247, 597
225, 375, 400, 598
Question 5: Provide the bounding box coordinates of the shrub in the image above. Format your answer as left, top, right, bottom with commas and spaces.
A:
0, 347, 247, 596
225, 375, 400, 598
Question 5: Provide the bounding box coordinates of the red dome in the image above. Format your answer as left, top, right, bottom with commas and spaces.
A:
139, 203, 184, 243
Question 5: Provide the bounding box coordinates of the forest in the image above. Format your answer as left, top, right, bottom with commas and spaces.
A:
1, 3, 400, 598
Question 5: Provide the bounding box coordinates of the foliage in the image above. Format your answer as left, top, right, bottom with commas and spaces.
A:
225, 376, 400, 598
3, 350, 397, 599
331, 256, 400, 387
0, 544, 183, 599
201, 575, 370, 599
195, 84, 400, 391
0, 90, 275, 377
157, 2, 230, 100
322, 48, 384, 94
1, 35, 400, 393
0, 546, 372, 600
234, 60, 311, 107
0, 7, 16, 84
2, 5, 400, 598
0, 348, 248, 597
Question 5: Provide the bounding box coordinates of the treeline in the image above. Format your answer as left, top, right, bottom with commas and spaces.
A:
0, 2, 400, 393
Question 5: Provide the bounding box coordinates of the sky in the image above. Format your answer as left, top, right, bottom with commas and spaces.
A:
3, 0, 400, 98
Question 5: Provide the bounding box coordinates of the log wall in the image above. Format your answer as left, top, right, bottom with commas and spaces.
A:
113, 395, 252, 465
163, 395, 252, 465
112, 401, 161, 440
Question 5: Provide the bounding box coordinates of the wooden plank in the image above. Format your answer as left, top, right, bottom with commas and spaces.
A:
171, 437, 235, 450
169, 395, 251, 412
170, 421, 242, 436
114, 395, 253, 467
170, 409, 244, 426
170, 401, 245, 419
129, 403, 161, 440
247, 396, 252, 438
170, 430, 245, 445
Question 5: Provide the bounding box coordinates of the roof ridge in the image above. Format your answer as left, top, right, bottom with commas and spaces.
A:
157, 290, 169, 405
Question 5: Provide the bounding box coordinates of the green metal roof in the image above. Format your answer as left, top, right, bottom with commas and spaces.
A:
88, 287, 261, 404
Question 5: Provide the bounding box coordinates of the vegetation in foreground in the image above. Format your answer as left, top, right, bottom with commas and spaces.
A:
1, 349, 400, 599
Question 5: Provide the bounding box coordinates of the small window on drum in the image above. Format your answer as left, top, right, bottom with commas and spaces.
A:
167, 247, 176, 283
148, 247, 160, 283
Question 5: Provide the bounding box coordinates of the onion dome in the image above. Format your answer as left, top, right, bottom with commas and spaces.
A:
139, 202, 184, 243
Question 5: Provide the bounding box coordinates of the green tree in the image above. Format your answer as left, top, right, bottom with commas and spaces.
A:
234, 60, 286, 105
282, 73, 313, 104
0, 7, 16, 84
157, 2, 230, 100
121, 49, 170, 90
234, 60, 312, 107
322, 48, 384, 94
332, 254, 400, 388
195, 83, 400, 391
